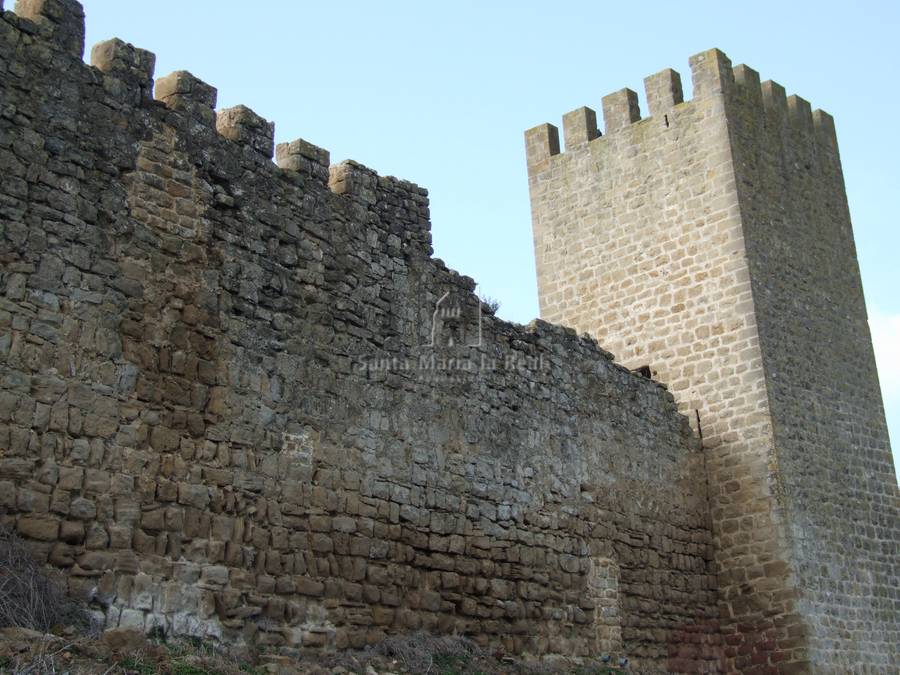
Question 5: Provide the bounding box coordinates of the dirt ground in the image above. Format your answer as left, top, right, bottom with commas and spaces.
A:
0, 626, 627, 675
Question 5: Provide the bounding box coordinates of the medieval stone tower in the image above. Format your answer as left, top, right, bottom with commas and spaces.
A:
526, 49, 899, 672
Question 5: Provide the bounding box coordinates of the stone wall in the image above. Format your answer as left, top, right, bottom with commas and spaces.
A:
526, 48, 898, 673
0, 1, 721, 671
726, 63, 899, 670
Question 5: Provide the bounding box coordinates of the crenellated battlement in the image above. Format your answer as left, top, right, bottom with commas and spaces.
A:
0, 0, 621, 397
2, 0, 432, 237
525, 48, 838, 169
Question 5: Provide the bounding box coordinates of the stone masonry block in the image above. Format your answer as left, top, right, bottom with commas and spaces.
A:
602, 88, 641, 134
91, 38, 156, 101
15, 0, 84, 57
689, 48, 734, 99
787, 95, 813, 133
17, 516, 59, 541
154, 70, 217, 125
761, 80, 787, 117
812, 110, 837, 149
732, 64, 760, 94
276, 138, 331, 185
562, 107, 599, 150
328, 160, 377, 205
643, 69, 683, 117
524, 123, 560, 168
216, 105, 275, 159
155, 70, 217, 107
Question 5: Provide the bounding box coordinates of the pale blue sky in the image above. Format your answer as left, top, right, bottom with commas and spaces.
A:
77, 1, 899, 472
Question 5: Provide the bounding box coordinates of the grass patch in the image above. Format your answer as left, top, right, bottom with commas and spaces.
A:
119, 655, 157, 675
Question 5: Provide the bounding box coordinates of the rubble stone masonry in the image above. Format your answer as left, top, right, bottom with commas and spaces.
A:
0, 1, 726, 672
527, 47, 898, 673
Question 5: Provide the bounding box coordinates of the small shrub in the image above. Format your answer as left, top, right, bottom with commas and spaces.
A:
479, 296, 501, 315
0, 526, 90, 632
375, 631, 482, 673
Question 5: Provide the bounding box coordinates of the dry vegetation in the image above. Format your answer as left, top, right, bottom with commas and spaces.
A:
0, 527, 92, 634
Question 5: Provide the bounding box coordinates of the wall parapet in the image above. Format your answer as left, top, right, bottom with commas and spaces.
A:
525, 47, 838, 168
